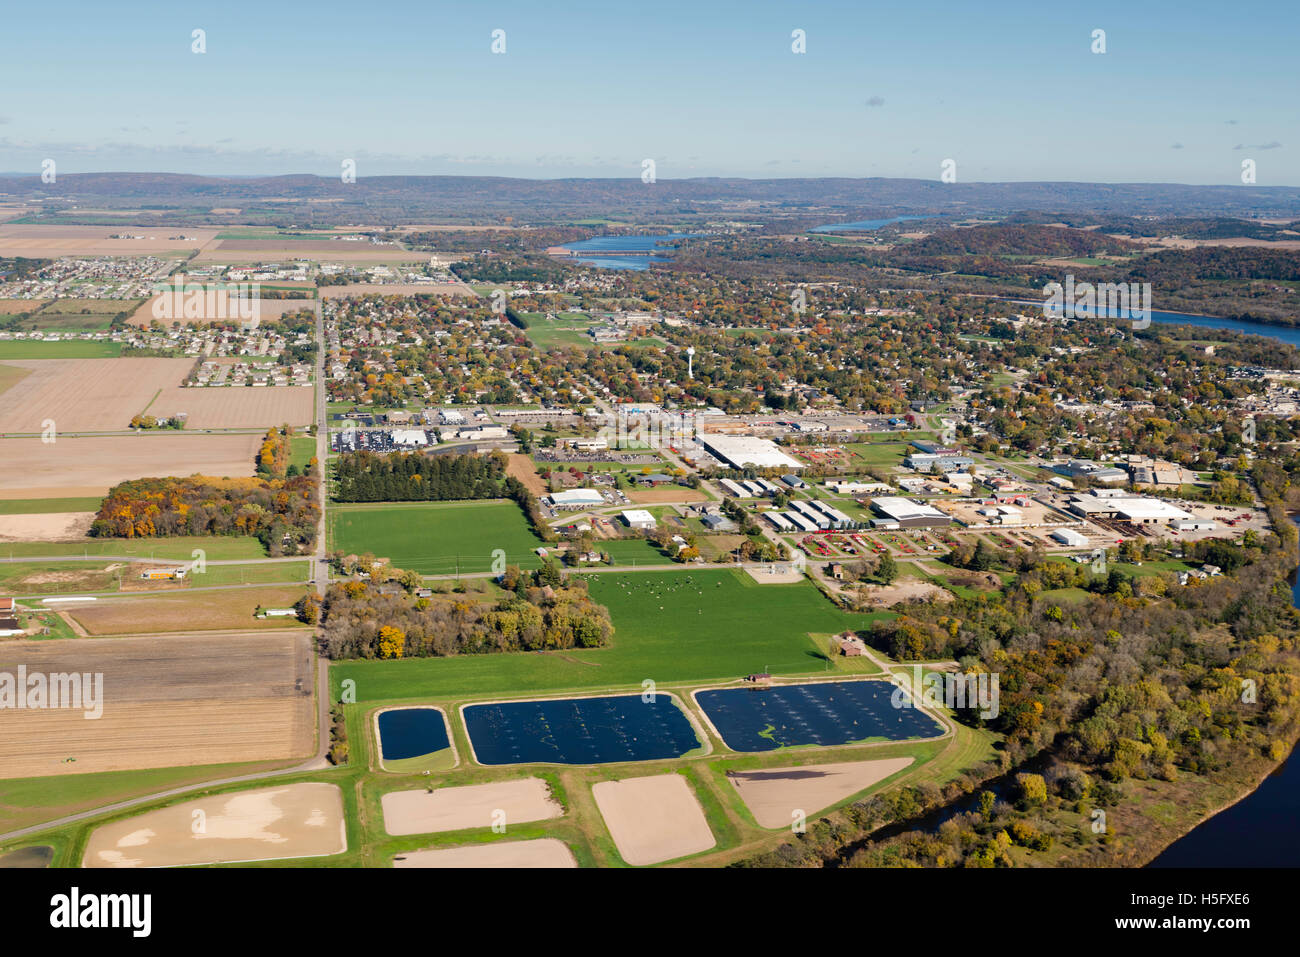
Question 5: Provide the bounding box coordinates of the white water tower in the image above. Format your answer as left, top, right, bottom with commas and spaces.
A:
686, 345, 695, 379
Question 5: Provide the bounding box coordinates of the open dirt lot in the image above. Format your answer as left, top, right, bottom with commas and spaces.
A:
0, 433, 261, 499
382, 777, 562, 836
148, 384, 313, 429
0, 512, 95, 541
0, 631, 315, 778
858, 580, 954, 607
0, 225, 219, 257
127, 295, 313, 327
392, 838, 576, 868
505, 453, 547, 497
84, 782, 344, 867
0, 357, 193, 433
728, 758, 915, 828
67, 587, 310, 635
592, 774, 716, 866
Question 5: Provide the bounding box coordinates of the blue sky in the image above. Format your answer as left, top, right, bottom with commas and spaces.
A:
0, 0, 1295, 183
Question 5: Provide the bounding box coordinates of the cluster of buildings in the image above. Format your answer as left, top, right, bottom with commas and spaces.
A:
765, 497, 855, 532
190, 359, 312, 389
0, 256, 169, 299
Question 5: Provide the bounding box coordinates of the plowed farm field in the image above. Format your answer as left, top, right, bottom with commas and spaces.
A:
0, 357, 193, 432
0, 433, 261, 499
0, 631, 315, 778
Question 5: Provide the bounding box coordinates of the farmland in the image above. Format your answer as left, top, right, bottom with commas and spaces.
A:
0, 357, 193, 432
66, 586, 311, 635
0, 535, 266, 561
0, 434, 261, 499
0, 631, 314, 778
329, 500, 545, 575
331, 568, 880, 702
147, 382, 314, 429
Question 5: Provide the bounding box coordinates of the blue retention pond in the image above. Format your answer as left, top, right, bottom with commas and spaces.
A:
695, 680, 944, 752
377, 707, 452, 762
464, 694, 700, 765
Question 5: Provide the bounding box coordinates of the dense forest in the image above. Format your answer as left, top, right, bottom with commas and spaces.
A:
318, 562, 613, 659
333, 450, 508, 502
89, 474, 320, 555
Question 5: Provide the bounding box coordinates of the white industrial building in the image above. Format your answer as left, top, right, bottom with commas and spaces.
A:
869, 497, 952, 529
621, 509, 657, 530
547, 489, 605, 509
718, 478, 752, 498
1051, 528, 1089, 548
784, 511, 821, 533
391, 429, 430, 448
701, 434, 805, 471
765, 511, 796, 531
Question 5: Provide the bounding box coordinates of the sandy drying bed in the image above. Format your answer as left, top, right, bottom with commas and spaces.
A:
84, 783, 344, 868
0, 511, 95, 541
382, 777, 563, 836
393, 838, 576, 868
744, 563, 806, 584
592, 774, 715, 866
0, 357, 194, 432
728, 758, 915, 829
0, 433, 261, 498
0, 631, 315, 777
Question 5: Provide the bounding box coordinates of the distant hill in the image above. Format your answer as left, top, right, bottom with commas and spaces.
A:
1, 173, 1298, 226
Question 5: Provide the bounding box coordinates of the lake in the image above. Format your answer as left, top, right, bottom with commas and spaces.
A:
463, 693, 701, 765
811, 215, 932, 233
695, 680, 944, 752
558, 233, 703, 271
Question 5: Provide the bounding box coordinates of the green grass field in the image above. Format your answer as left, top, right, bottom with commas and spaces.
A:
0, 340, 122, 359
187, 561, 311, 586
289, 435, 317, 471
332, 568, 882, 702
0, 536, 266, 561
0, 497, 103, 515
329, 500, 545, 575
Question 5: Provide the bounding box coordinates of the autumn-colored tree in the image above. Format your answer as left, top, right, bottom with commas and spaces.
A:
377, 625, 406, 659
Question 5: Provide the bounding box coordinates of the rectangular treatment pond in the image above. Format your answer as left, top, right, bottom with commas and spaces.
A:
375, 706, 456, 772
462, 693, 703, 766
694, 680, 944, 752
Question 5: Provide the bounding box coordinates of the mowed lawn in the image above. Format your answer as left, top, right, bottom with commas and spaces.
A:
331, 568, 883, 702
329, 500, 544, 575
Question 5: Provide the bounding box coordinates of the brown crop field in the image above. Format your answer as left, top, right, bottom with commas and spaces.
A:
0, 225, 219, 257
127, 295, 313, 327
67, 587, 311, 635
0, 300, 46, 315
0, 631, 315, 778
0, 433, 261, 499
0, 357, 193, 433
149, 384, 314, 429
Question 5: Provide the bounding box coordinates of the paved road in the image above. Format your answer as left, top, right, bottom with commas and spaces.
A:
313, 298, 329, 598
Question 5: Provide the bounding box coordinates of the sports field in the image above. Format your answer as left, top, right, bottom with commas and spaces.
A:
331, 568, 880, 701
329, 500, 545, 575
